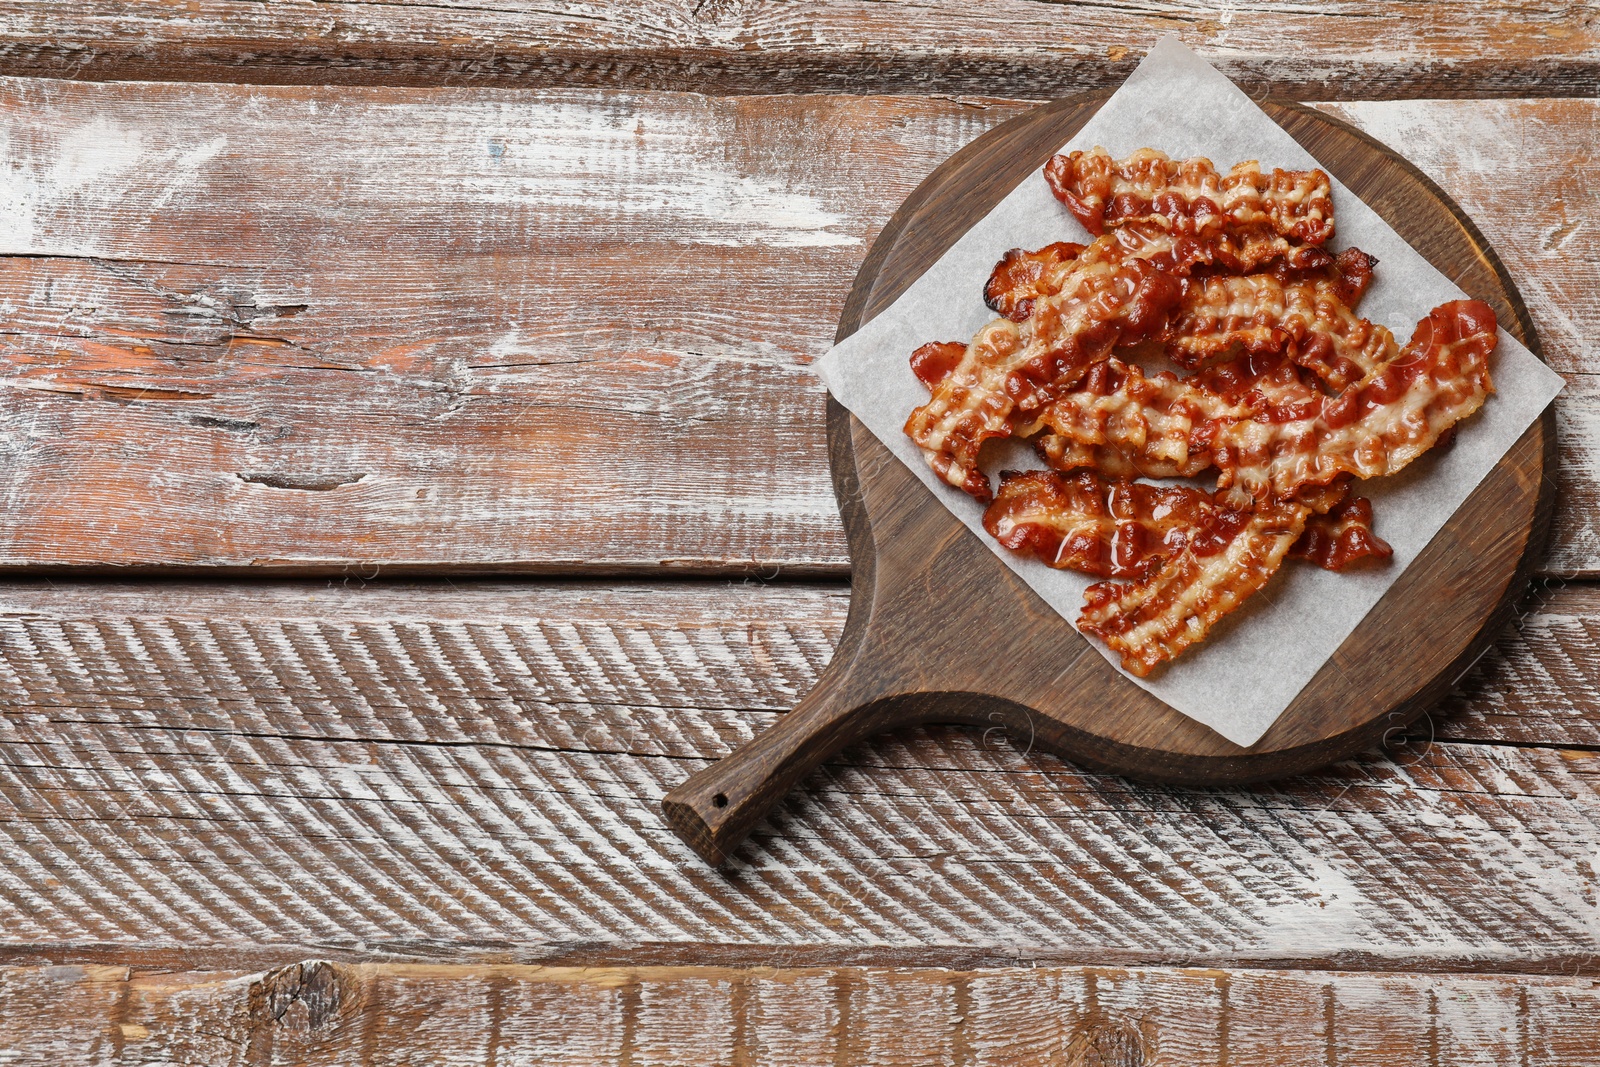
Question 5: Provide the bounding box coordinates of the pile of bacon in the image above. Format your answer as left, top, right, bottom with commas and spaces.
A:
903, 147, 1499, 677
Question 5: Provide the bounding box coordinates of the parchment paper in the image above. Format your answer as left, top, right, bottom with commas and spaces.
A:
813, 36, 1565, 748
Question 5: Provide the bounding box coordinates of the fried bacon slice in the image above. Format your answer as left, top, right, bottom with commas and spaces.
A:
1045, 147, 1334, 271
902, 318, 1023, 500
981, 464, 1389, 674
1290, 486, 1393, 570
987, 468, 1389, 580
1167, 249, 1388, 391
1078, 493, 1312, 676
984, 239, 1382, 394
1214, 299, 1499, 501
1028, 300, 1498, 505
904, 224, 1185, 502
1022, 358, 1257, 480
982, 243, 1361, 329
984, 241, 1084, 322
983, 470, 1216, 578
1074, 475, 1393, 676
984, 244, 1371, 334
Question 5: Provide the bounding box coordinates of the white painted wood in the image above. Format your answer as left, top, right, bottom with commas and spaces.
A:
0, 83, 1592, 572
0, 579, 1594, 968
0, 1, 1591, 97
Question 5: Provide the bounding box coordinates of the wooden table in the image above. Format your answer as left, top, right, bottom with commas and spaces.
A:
0, 5, 1596, 1063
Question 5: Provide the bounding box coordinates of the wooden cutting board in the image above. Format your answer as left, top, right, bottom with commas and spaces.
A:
663, 94, 1555, 866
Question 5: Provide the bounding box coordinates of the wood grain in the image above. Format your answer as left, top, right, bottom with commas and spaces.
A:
3, 960, 1598, 1066
0, 79, 927, 576
0, 80, 1594, 574
1441, 579, 1600, 748
0, 79, 1583, 575
0, 579, 1596, 972
0, 1, 1593, 99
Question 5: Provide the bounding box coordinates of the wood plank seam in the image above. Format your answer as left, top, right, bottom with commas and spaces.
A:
3, 960, 1599, 1065
0, 4, 1594, 98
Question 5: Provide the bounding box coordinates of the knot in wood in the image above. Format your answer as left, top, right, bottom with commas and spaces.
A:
254, 960, 355, 1034
1065, 1019, 1147, 1067
690, 0, 748, 27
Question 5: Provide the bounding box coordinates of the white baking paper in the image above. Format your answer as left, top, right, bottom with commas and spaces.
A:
814, 36, 1565, 748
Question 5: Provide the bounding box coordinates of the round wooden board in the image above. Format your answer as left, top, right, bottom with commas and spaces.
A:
663, 93, 1554, 865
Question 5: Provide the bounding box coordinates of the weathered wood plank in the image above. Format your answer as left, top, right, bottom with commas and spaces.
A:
0, 1, 1593, 98
0, 80, 955, 575
1321, 99, 1600, 576
0, 81, 1595, 574
0, 578, 1595, 971
1439, 578, 1600, 749
3, 960, 1598, 1066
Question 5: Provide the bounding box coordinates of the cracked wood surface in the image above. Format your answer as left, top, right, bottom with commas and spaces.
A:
0, 1, 1594, 98
0, 79, 1594, 574
3, 960, 1599, 1066
0, 579, 1597, 973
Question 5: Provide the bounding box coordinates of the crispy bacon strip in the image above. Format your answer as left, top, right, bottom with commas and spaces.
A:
984, 240, 1381, 393
987, 468, 1387, 578
1029, 300, 1497, 503
1073, 475, 1391, 675
983, 470, 1215, 578
981, 242, 1354, 329
1214, 299, 1499, 501
1045, 147, 1334, 268
1167, 249, 1388, 391
904, 224, 1185, 501
985, 245, 1370, 330
1078, 494, 1312, 676
983, 241, 1083, 322
1022, 358, 1257, 480
902, 318, 1023, 500
983, 245, 1368, 332
1290, 486, 1393, 570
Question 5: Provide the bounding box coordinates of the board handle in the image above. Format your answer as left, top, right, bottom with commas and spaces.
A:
661, 652, 911, 866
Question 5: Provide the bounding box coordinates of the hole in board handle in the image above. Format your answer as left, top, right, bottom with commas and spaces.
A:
712, 793, 728, 809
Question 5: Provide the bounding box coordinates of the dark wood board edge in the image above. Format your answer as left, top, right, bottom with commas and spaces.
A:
1052, 108, 1555, 782
662, 92, 1554, 864
833, 93, 1554, 779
